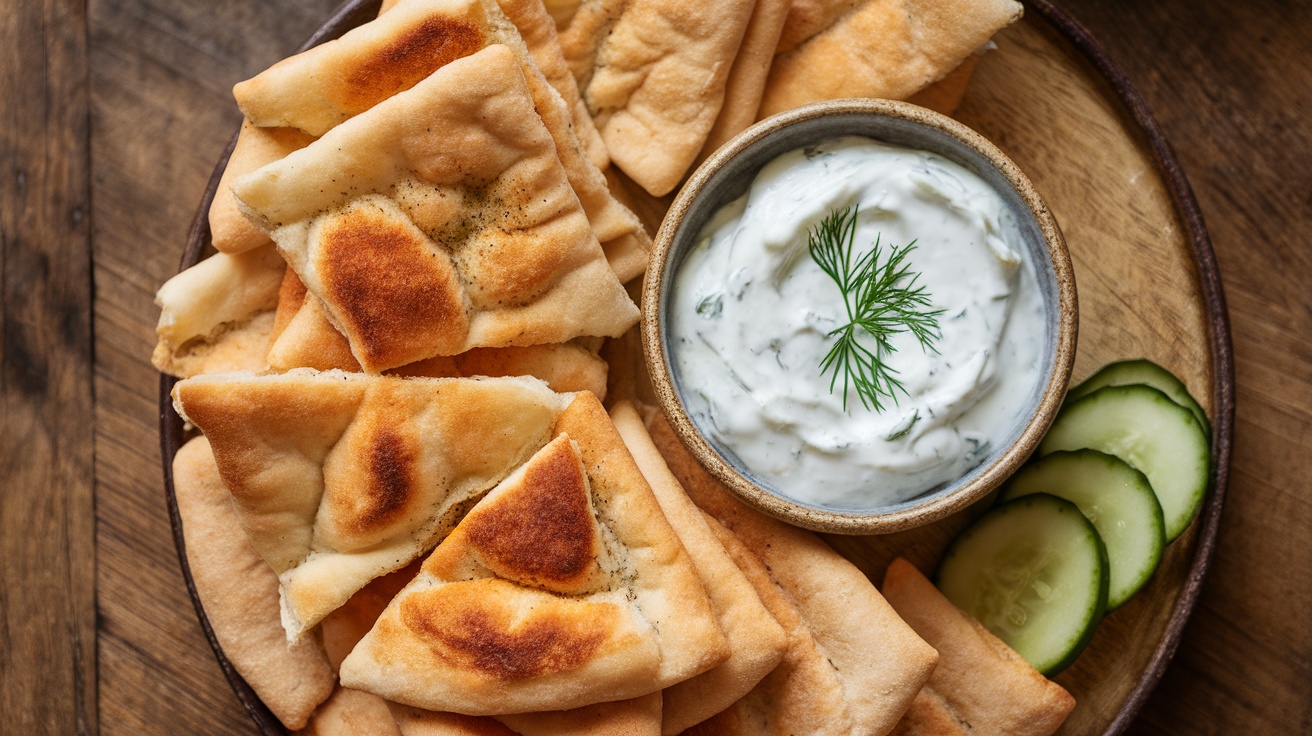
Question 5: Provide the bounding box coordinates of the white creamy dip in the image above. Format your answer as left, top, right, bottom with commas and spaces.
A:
670, 137, 1047, 508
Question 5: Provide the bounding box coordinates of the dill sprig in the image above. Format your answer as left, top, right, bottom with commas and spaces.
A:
808, 206, 945, 412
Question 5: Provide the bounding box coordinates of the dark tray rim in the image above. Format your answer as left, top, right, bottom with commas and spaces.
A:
157, 1, 1235, 732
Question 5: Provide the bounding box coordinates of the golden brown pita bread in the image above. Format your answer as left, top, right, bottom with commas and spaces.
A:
152, 243, 284, 377
882, 559, 1075, 736
341, 393, 728, 714
376, 0, 609, 170
211, 122, 315, 255
234, 0, 649, 283
234, 46, 638, 372
690, 512, 859, 735
557, 0, 758, 196
265, 269, 610, 398
886, 690, 967, 736
299, 687, 406, 736
758, 0, 1021, 118
774, 0, 858, 54
172, 437, 336, 730
173, 370, 572, 640
610, 403, 788, 734
695, 0, 792, 163
646, 411, 937, 736
390, 706, 519, 736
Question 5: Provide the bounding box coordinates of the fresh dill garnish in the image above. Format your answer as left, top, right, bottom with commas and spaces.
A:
808, 205, 945, 412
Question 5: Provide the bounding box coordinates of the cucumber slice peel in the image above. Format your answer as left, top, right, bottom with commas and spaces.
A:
936, 494, 1108, 675
1040, 384, 1210, 541
1066, 359, 1211, 440
1001, 450, 1165, 609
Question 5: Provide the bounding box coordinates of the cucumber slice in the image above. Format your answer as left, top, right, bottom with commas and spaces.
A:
936, 494, 1108, 675
1040, 384, 1209, 542
1000, 450, 1165, 609
1066, 359, 1212, 440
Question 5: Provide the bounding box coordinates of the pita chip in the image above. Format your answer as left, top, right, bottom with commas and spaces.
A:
265, 269, 610, 398
646, 411, 937, 736
610, 403, 788, 734
233, 46, 637, 372
341, 393, 728, 714
152, 243, 284, 378
172, 437, 335, 730
690, 512, 860, 736
210, 122, 315, 255
173, 370, 573, 640
234, 0, 649, 283
558, 0, 758, 196
758, 0, 1021, 118
696, 0, 793, 163
882, 558, 1075, 736
299, 687, 406, 736
773, 0, 859, 54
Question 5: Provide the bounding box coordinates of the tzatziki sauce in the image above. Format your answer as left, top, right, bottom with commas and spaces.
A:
670, 137, 1046, 509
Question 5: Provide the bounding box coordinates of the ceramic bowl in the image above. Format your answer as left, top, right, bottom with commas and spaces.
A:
642, 98, 1078, 535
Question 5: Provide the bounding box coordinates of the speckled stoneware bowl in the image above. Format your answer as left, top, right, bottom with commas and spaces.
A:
642, 98, 1078, 535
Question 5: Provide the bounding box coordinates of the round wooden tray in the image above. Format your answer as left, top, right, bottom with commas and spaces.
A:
158, 1, 1234, 733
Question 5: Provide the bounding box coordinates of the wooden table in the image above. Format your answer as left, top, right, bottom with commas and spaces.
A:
2, 0, 1307, 733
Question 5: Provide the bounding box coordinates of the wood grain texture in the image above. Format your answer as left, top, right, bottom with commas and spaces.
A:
85, 1, 338, 733
0, 0, 97, 734
1067, 1, 1312, 733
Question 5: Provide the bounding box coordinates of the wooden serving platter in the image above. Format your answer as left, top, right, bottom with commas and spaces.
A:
159, 1, 1233, 733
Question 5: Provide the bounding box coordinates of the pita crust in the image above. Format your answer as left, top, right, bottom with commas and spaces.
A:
610, 403, 787, 734
499, 692, 662, 736
696, 0, 792, 162
882, 559, 1075, 736
267, 271, 610, 398
646, 411, 937, 736
758, 0, 1021, 118
153, 243, 284, 377
375, 0, 607, 169
558, 0, 757, 196
496, 0, 608, 170
299, 687, 406, 736
235, 0, 648, 283
172, 437, 335, 730
234, 46, 637, 372
388, 696, 662, 736
173, 370, 571, 640
774, 0, 860, 54
887, 690, 967, 736
390, 705, 518, 736
341, 394, 728, 714
693, 513, 858, 736
211, 123, 315, 255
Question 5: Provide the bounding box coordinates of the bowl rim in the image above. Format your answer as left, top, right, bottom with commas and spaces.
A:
641, 97, 1079, 535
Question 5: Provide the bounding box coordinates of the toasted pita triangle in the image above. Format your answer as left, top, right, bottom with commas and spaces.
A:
610, 403, 787, 734
233, 46, 637, 372
266, 268, 610, 397
210, 122, 315, 255
758, 0, 1020, 118
695, 0, 792, 164
325, 554, 662, 735
152, 243, 285, 378
645, 410, 937, 736
341, 394, 728, 715
233, 0, 648, 281
172, 437, 336, 730
557, 0, 757, 196
882, 559, 1075, 736
172, 370, 572, 640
